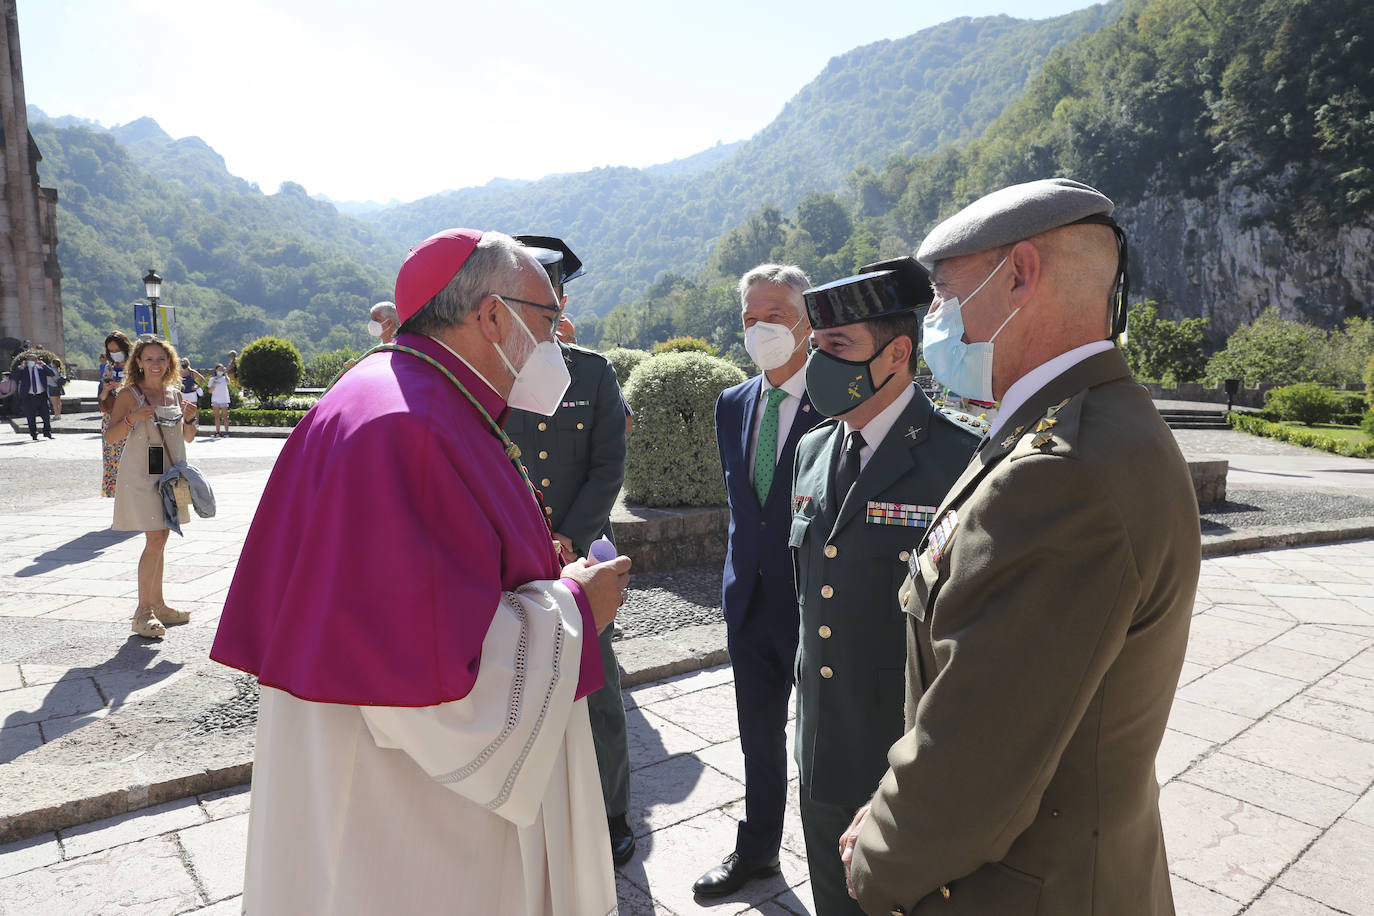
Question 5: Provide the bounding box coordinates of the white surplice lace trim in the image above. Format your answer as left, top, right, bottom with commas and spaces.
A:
434, 589, 566, 813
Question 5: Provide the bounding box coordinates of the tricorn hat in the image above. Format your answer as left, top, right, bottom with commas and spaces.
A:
514, 234, 585, 289
803, 256, 932, 330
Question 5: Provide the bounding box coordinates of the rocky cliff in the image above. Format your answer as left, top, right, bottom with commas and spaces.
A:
1124, 176, 1374, 337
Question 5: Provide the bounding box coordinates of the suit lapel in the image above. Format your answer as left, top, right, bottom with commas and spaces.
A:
831, 391, 933, 536
929, 348, 1132, 528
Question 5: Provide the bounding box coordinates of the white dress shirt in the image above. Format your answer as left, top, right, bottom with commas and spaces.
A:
988, 340, 1115, 440
845, 382, 916, 474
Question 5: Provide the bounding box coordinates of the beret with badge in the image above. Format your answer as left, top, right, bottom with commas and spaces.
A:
916, 178, 1131, 335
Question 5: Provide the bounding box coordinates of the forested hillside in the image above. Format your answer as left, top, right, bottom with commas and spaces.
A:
31, 115, 398, 365
585, 0, 1374, 356
367, 4, 1120, 316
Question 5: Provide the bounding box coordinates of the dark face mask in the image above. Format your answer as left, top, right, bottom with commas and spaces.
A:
804, 336, 897, 418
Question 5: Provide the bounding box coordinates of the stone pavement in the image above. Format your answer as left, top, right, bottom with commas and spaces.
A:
3, 540, 1374, 914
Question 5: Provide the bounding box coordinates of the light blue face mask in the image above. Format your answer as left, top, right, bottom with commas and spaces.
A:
920, 256, 1017, 403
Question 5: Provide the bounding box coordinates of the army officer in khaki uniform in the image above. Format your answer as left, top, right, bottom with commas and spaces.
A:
843, 180, 1200, 915
791, 258, 981, 915
504, 235, 636, 866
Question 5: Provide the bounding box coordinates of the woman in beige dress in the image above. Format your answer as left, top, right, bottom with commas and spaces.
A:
105, 336, 199, 638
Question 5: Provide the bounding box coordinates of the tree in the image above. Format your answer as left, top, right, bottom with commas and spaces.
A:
1123, 301, 1210, 382
1204, 308, 1325, 385
795, 191, 853, 253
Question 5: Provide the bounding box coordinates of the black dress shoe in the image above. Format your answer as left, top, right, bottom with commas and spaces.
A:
692, 852, 781, 897
608, 813, 636, 866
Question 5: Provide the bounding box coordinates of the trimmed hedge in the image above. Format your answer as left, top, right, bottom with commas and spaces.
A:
604, 347, 651, 388
226, 408, 308, 427
1263, 383, 1342, 425
1229, 412, 1374, 458
623, 351, 746, 506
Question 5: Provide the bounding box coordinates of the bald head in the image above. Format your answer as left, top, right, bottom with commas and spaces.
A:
1028, 223, 1120, 338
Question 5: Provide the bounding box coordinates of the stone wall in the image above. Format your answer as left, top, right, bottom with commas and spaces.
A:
1141, 381, 1363, 410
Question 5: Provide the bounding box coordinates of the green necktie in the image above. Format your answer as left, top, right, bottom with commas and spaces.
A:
753, 387, 789, 503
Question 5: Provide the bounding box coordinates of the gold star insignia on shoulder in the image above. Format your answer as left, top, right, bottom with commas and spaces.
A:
1044, 397, 1070, 419
906, 426, 920, 439
1032, 431, 1054, 448
1034, 416, 1058, 433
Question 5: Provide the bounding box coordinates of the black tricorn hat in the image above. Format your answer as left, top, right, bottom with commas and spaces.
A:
513, 234, 585, 289
803, 256, 933, 329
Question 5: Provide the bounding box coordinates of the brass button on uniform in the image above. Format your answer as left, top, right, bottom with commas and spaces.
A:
824, 545, 837, 558
899, 550, 910, 562
544, 506, 553, 516
538, 422, 547, 431
820, 585, 834, 598
940, 886, 951, 899
818, 625, 832, 639
540, 478, 551, 487
538, 450, 548, 460
576, 422, 585, 430
820, 665, 833, 679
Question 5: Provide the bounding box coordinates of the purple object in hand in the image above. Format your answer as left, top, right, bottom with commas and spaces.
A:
589, 536, 616, 564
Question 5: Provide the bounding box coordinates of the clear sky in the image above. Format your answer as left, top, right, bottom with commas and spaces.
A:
21, 0, 1100, 204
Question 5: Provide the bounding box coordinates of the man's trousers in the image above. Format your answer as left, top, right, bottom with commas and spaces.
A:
587, 624, 630, 817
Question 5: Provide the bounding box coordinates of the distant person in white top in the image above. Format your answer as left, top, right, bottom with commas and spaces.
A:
208, 364, 232, 437
368, 300, 399, 343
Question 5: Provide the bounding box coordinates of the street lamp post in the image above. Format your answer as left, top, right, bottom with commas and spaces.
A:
143, 269, 163, 336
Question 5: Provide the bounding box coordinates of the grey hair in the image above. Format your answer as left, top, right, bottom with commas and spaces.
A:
738, 263, 811, 318
370, 301, 398, 321
398, 232, 524, 336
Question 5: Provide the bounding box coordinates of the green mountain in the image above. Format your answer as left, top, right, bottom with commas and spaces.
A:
30, 113, 399, 366
586, 0, 1374, 355
367, 5, 1121, 317
33, 5, 1120, 365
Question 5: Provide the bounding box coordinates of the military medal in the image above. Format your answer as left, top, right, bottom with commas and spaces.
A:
929, 509, 959, 563
866, 501, 937, 528
794, 495, 813, 513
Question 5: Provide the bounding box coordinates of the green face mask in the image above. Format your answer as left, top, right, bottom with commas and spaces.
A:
803, 337, 896, 418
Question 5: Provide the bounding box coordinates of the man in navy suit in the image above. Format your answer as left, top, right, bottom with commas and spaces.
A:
14, 352, 56, 440
694, 264, 820, 898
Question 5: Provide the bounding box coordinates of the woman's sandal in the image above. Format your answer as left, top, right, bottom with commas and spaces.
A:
131, 607, 166, 639
153, 604, 191, 626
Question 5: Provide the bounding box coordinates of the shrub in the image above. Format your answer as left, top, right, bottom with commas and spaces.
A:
1263, 383, 1341, 425
237, 336, 304, 398
1231, 412, 1374, 458
1363, 410, 1374, 441
304, 348, 361, 387
623, 352, 746, 506
226, 408, 307, 427
603, 347, 651, 388
651, 336, 720, 357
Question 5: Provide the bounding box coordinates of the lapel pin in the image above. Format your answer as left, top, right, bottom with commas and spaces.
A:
906, 426, 920, 440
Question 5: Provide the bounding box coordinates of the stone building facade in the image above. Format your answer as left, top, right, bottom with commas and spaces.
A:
0, 0, 63, 364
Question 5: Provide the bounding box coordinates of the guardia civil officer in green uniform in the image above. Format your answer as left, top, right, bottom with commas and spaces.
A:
790, 258, 982, 916
504, 235, 636, 866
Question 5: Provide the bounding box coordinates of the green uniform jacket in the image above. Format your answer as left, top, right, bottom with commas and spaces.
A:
504, 343, 627, 556
790, 385, 981, 811
852, 348, 1200, 916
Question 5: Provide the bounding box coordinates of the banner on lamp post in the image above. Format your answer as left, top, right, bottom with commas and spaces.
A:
133, 303, 154, 337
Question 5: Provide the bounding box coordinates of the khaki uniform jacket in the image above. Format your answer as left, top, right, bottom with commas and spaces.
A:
504, 343, 627, 556
790, 386, 980, 810
852, 348, 1200, 916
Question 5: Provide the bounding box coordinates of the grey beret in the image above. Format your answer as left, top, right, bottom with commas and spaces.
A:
916, 178, 1115, 267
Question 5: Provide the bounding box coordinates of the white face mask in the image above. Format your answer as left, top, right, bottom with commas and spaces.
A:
26, 360, 36, 369
492, 296, 572, 416
217, 370, 226, 377
110, 351, 126, 363
367, 320, 384, 338
744, 316, 805, 371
